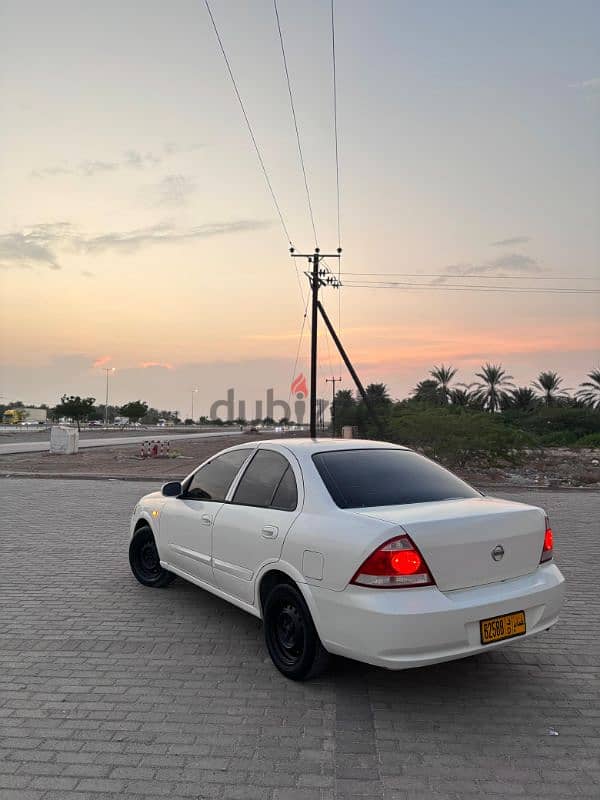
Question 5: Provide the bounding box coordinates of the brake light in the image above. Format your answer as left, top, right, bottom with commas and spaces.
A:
540, 517, 553, 563
351, 534, 435, 588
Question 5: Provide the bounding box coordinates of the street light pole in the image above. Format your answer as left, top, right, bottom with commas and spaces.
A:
325, 376, 342, 436
103, 368, 115, 427
191, 388, 199, 423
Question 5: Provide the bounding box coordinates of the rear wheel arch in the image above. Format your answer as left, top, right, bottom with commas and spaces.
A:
257, 567, 323, 634
259, 569, 295, 616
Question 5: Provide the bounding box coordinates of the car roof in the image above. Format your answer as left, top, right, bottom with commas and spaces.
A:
257, 437, 408, 454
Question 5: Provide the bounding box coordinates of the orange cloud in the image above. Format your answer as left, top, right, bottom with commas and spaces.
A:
140, 361, 174, 370
92, 355, 112, 368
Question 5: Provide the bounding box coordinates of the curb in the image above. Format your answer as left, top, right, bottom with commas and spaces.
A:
1, 472, 171, 482
1, 472, 598, 491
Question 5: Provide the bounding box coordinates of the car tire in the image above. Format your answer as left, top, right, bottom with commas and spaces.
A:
263, 582, 330, 680
129, 525, 175, 588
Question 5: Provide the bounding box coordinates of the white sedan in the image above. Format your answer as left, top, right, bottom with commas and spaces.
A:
128, 439, 565, 680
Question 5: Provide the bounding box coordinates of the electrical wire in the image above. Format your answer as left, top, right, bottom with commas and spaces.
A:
288, 292, 310, 406
273, 0, 318, 247
337, 275, 342, 377
204, 0, 293, 247
293, 259, 306, 308
320, 257, 343, 375
331, 0, 341, 249
330, 0, 343, 375
342, 282, 600, 294
340, 271, 599, 281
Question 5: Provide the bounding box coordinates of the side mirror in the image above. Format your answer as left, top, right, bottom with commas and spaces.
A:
161, 480, 182, 497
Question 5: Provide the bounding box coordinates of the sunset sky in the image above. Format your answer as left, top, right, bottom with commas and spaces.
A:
1, 0, 599, 417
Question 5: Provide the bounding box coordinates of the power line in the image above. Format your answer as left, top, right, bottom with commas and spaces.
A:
321, 259, 344, 376
331, 0, 341, 249
340, 271, 599, 281
343, 282, 600, 294
287, 292, 310, 406
204, 0, 293, 246
273, 0, 318, 247
330, 0, 343, 377
292, 257, 306, 308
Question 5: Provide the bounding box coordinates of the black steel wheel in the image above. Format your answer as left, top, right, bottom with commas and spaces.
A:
263, 583, 330, 680
129, 525, 175, 588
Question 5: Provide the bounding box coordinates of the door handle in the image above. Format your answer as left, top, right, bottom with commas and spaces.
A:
261, 525, 279, 539
200, 514, 212, 526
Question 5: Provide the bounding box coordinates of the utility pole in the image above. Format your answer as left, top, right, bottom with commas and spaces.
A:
291, 246, 341, 437
325, 376, 342, 436
103, 368, 115, 428
191, 388, 199, 423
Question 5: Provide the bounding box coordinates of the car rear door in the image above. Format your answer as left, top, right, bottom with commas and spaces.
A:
160, 448, 253, 584
212, 448, 302, 605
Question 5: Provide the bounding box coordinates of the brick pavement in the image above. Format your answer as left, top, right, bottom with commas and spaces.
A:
0, 478, 598, 799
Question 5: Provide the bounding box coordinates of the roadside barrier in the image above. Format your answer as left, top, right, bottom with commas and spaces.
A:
140, 440, 171, 458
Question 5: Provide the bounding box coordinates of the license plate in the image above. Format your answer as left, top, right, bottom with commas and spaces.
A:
480, 611, 526, 645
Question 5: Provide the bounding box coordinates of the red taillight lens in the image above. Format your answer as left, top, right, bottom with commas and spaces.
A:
540, 517, 553, 563
351, 535, 435, 588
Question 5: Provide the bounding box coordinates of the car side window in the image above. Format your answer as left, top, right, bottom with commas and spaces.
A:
232, 450, 297, 510
271, 466, 298, 511
185, 449, 252, 501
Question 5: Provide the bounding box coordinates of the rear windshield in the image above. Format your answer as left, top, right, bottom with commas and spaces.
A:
312, 448, 480, 509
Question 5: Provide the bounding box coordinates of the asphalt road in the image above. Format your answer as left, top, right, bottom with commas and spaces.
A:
0, 429, 242, 456
0, 479, 599, 800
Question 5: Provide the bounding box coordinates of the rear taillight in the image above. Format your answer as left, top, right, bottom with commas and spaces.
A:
540, 517, 553, 563
351, 534, 435, 588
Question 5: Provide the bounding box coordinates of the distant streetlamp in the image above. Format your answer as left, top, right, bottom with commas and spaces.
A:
103, 368, 116, 427
191, 388, 199, 423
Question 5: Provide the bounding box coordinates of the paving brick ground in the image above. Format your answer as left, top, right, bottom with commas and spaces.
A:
0, 477, 598, 800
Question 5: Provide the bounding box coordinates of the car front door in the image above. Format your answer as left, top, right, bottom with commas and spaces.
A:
160, 448, 253, 585
212, 448, 301, 605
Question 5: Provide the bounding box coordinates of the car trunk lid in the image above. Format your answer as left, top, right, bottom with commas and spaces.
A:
353, 497, 545, 591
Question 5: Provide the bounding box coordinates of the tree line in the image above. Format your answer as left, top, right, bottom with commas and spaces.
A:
409, 365, 600, 411
333, 365, 600, 464
46, 398, 177, 430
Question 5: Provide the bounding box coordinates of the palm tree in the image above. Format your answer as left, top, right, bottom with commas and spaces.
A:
474, 363, 514, 412
532, 371, 570, 406
449, 387, 471, 407
448, 384, 485, 409
430, 364, 457, 404
365, 383, 392, 408
412, 379, 444, 405
508, 387, 539, 411
576, 368, 600, 409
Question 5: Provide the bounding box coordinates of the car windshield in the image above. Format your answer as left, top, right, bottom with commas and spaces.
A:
312, 448, 480, 509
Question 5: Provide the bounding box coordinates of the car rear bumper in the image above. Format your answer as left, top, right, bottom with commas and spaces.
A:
309, 563, 565, 669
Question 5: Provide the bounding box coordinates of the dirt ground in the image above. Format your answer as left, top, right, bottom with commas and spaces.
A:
0, 434, 598, 489
459, 447, 600, 489
0, 433, 289, 481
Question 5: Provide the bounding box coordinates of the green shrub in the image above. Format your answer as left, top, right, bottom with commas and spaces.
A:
386, 407, 532, 468
537, 430, 579, 447
502, 406, 600, 439
573, 433, 600, 448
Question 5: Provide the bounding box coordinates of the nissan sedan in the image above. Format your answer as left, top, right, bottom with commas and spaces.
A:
128, 439, 565, 680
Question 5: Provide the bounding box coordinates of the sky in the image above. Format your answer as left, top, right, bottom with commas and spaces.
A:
1, 0, 599, 418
